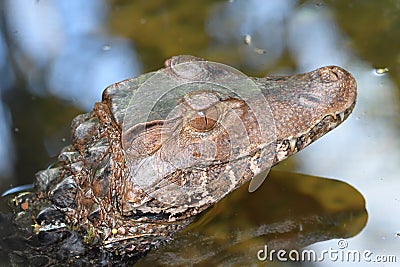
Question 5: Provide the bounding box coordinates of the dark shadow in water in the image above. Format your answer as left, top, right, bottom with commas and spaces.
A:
137, 170, 367, 266
0, 169, 367, 267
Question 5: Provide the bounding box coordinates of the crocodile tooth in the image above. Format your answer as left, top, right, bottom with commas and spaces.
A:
339, 112, 345, 122
289, 138, 297, 152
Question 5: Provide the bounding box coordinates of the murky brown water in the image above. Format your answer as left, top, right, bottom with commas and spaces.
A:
0, 0, 399, 266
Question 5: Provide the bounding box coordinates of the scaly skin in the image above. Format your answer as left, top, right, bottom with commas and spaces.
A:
14, 55, 356, 264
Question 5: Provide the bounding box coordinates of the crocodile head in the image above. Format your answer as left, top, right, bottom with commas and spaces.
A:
33, 55, 356, 255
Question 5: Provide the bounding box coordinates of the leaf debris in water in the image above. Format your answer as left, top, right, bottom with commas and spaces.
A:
375, 67, 389, 75
243, 34, 267, 55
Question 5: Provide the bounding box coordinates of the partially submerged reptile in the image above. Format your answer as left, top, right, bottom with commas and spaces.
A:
5, 55, 357, 265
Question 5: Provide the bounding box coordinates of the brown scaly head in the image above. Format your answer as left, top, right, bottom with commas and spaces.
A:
32, 55, 356, 257
255, 65, 357, 163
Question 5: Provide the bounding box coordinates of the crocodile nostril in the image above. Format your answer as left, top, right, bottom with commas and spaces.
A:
319, 66, 345, 83
331, 69, 340, 79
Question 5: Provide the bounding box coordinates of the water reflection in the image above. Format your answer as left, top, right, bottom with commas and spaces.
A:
0, 99, 14, 179
4, 0, 141, 110
208, 1, 400, 265
207, 0, 296, 70
0, 29, 15, 179
136, 170, 367, 266
0, 171, 366, 265
287, 3, 350, 71
207, 0, 350, 72
46, 35, 140, 110
282, 4, 400, 265
0, 30, 14, 90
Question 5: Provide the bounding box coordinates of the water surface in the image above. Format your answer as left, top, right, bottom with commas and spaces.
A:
0, 0, 399, 266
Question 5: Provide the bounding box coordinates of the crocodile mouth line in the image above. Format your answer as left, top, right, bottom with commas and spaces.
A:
122, 101, 355, 221
275, 102, 356, 163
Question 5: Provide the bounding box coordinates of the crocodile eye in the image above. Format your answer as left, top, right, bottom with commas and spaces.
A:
189, 107, 219, 132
